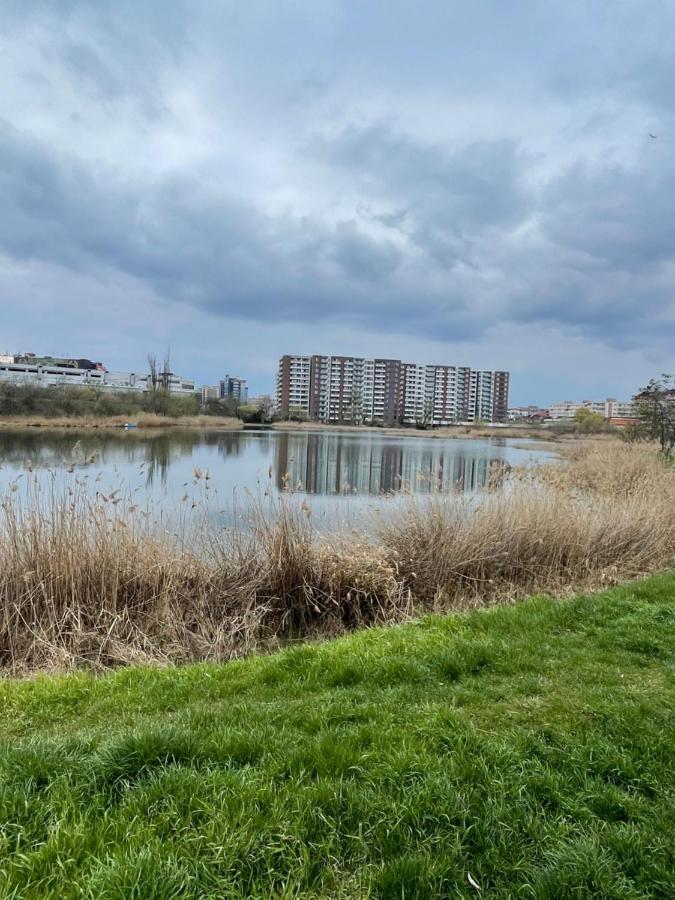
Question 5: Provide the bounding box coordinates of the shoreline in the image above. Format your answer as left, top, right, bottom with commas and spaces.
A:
0, 415, 609, 444
270, 420, 584, 442
0, 414, 243, 431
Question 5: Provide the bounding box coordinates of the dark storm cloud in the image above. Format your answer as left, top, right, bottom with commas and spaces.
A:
329, 222, 401, 282
1, 108, 674, 350
542, 153, 675, 269
0, 122, 411, 329
1, 0, 675, 368
314, 127, 531, 231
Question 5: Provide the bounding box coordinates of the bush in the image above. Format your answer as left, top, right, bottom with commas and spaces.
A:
573, 407, 607, 434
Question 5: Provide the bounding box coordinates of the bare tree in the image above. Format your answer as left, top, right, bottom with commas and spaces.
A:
256, 395, 276, 423
634, 374, 675, 458
161, 350, 172, 391
148, 354, 158, 391
148, 350, 172, 391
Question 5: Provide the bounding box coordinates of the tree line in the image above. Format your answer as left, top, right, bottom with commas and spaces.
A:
0, 382, 201, 419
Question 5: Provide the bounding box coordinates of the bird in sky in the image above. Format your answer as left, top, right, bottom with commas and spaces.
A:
649, 132, 658, 139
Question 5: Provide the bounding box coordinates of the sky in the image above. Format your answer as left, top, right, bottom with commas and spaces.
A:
1, 0, 674, 405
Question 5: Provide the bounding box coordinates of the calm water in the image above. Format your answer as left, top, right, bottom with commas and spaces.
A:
0, 428, 557, 527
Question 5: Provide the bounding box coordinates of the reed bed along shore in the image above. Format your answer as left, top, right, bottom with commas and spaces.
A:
1, 442, 674, 674
0, 413, 242, 430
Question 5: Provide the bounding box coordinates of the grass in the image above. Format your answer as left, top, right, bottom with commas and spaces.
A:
2, 442, 675, 672
0, 574, 673, 897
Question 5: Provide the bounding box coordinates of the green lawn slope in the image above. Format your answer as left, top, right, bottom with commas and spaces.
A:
1, 575, 674, 898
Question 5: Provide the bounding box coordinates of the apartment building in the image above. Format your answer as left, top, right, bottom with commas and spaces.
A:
549, 398, 636, 420
492, 371, 510, 422
277, 355, 311, 414
373, 359, 401, 426
276, 355, 509, 425
400, 363, 427, 425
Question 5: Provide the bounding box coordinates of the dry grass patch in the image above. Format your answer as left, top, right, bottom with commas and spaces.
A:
380, 485, 675, 606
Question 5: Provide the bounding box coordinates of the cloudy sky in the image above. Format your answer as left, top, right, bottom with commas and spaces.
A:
1, 1, 673, 403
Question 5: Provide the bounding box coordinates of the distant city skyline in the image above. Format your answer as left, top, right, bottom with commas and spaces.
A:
0, 343, 645, 409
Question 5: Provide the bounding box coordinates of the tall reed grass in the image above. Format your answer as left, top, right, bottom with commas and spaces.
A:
1, 443, 674, 673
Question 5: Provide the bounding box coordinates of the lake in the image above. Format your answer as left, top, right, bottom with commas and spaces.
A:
0, 427, 557, 528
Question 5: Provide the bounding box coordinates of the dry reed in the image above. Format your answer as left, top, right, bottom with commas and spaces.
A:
1, 443, 674, 674
0, 414, 242, 430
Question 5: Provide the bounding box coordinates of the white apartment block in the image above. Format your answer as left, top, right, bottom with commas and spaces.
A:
401, 363, 427, 424
549, 398, 637, 420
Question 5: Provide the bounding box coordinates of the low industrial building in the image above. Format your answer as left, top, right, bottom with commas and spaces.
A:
508, 406, 550, 421
0, 356, 195, 395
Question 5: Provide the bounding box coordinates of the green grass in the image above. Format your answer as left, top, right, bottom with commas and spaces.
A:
1, 576, 674, 899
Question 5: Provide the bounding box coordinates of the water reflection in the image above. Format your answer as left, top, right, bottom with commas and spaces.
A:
0, 430, 271, 486
274, 431, 509, 494
0, 428, 551, 507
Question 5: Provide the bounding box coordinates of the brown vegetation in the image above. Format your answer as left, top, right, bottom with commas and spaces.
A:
1, 443, 674, 673
272, 420, 601, 442
0, 413, 242, 430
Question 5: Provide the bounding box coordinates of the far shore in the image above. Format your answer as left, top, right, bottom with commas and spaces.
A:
269, 420, 586, 442
0, 414, 612, 443
0, 414, 243, 431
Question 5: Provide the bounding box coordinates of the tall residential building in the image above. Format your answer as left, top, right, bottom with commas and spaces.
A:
276, 354, 509, 425
373, 359, 401, 426
277, 355, 311, 413
492, 371, 510, 422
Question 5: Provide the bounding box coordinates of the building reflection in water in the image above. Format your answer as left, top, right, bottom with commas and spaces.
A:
0, 429, 254, 488
274, 432, 508, 496
0, 429, 520, 504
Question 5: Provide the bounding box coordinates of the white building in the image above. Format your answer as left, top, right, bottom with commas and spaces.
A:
549, 398, 637, 420
508, 406, 550, 421
0, 361, 195, 394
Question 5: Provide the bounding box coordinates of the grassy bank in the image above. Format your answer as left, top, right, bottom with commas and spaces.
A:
0, 413, 242, 430
1, 442, 675, 673
1, 575, 673, 897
